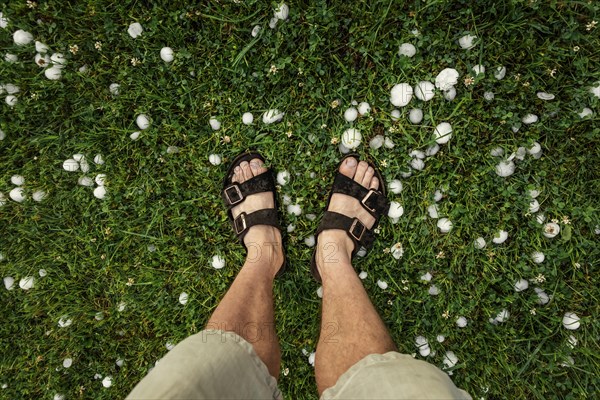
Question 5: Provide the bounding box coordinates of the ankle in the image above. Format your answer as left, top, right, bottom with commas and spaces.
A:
315, 230, 354, 270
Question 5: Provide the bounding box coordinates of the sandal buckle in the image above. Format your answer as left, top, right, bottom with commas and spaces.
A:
349, 218, 366, 241
361, 189, 379, 213
234, 212, 247, 235
225, 184, 244, 205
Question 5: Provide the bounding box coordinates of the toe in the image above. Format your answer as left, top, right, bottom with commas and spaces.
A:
240, 161, 253, 180
233, 166, 244, 183
362, 166, 375, 188
354, 161, 369, 184
369, 176, 379, 190
249, 158, 263, 176
339, 157, 358, 178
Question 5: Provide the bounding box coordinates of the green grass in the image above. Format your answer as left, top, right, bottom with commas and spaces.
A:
1, 1, 599, 398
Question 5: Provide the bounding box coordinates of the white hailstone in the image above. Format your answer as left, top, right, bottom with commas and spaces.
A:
543, 222, 560, 238
208, 154, 222, 166
262, 109, 284, 124
160, 47, 174, 62
567, 335, 578, 348
495, 160, 515, 177
5, 53, 17, 62
5, 95, 17, 107
178, 292, 188, 305
514, 278, 529, 292
128, 22, 143, 38
495, 309, 510, 323
9, 188, 26, 203
427, 204, 439, 219
531, 251, 545, 264
537, 92, 555, 100
58, 317, 72, 328
242, 112, 254, 125
534, 287, 550, 305
308, 352, 316, 366
528, 142, 542, 155
4, 277, 15, 290
78, 176, 94, 186
414, 81, 435, 101
458, 34, 477, 49
78, 65, 88, 73
129, 131, 141, 141
94, 154, 105, 165
19, 277, 34, 290
167, 146, 179, 154
32, 190, 47, 202
437, 218, 453, 233
251, 25, 261, 37
277, 171, 290, 186
316, 286, 323, 298
377, 280, 388, 290
54, 395, 65, 400
287, 204, 302, 216
398, 43, 416, 57
306, 214, 317, 221
282, 194, 292, 205
0, 193, 5, 207
494, 66, 507, 80
484, 91, 495, 101
102, 376, 113, 388
384, 137, 395, 148
390, 109, 401, 121
595, 225, 600, 235
357, 102, 371, 115
45, 66, 63, 80
490, 147, 504, 157
391, 243, 404, 259
578, 107, 593, 118
529, 199, 540, 214
0, 12, 8, 28
435, 68, 459, 91
0, 128, 5, 141
388, 201, 404, 219
472, 64, 485, 76
79, 159, 90, 173
13, 29, 33, 45
411, 158, 425, 171
456, 316, 468, 328
436, 335, 445, 343
589, 82, 600, 98
4, 83, 19, 94
358, 271, 368, 280
528, 189, 541, 199
116, 358, 124, 367
93, 186, 107, 199
341, 128, 362, 149
304, 235, 315, 247
109, 83, 120, 95
492, 230, 508, 244
72, 153, 84, 162
409, 149, 425, 159
274, 3, 289, 20
11, 175, 24, 186
443, 351, 458, 368
390, 83, 413, 107
474, 237, 486, 249
344, 107, 358, 122
434, 122, 452, 144
95, 174, 106, 186
522, 114, 538, 124
35, 41, 50, 53
136, 114, 150, 130
63, 358, 73, 368
117, 301, 127, 312
34, 53, 49, 67
443, 87, 457, 101
428, 285, 440, 295
425, 143, 440, 157
408, 108, 423, 124
211, 255, 225, 269
38, 269, 47, 277
420, 272, 432, 282
388, 180, 402, 194
209, 117, 221, 131
50, 53, 66, 67
433, 190, 443, 202
269, 17, 278, 29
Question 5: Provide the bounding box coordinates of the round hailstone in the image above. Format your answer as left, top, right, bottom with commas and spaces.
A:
435, 68, 459, 91
390, 109, 401, 121
495, 309, 510, 323
492, 230, 508, 244
428, 285, 440, 295
433, 190, 443, 202
168, 146, 180, 154
274, 3, 289, 20
63, 358, 73, 368
0, 128, 5, 141
316, 286, 323, 298
277, 170, 290, 185
179, 292, 188, 305
514, 278, 529, 292
456, 316, 468, 328
391, 242, 403, 259
5, 95, 17, 107
102, 376, 113, 388
136, 114, 150, 130
562, 312, 580, 330
78, 176, 94, 186
4, 277, 15, 290
50, 53, 66, 67
35, 53, 50, 67
443, 351, 458, 368
242, 112, 254, 125
408, 108, 423, 124
344, 107, 358, 122
211, 255, 225, 269
427, 204, 439, 219
411, 158, 425, 170
9, 188, 26, 203
376, 280, 388, 290
128, 22, 143, 38
94, 154, 105, 165
58, 317, 72, 328
160, 47, 174, 62
443, 87, 457, 101
93, 186, 107, 199
269, 17, 278, 29
116, 358, 124, 367
209, 117, 221, 131
129, 131, 141, 141
208, 154, 221, 166
13, 29, 33, 45
578, 107, 593, 118
304, 235, 315, 247
32, 190, 47, 202
543, 222, 560, 238
287, 204, 302, 216
286, 223, 295, 233
528, 189, 541, 199
484, 92, 495, 101
534, 287, 549, 305
529, 199, 540, 213
494, 66, 507, 80
388, 201, 404, 219
357, 102, 371, 115
398, 43, 416, 57
262, 109, 284, 124
589, 82, 600, 98
434, 122, 452, 145
472, 64, 485, 76
11, 175, 24, 186
19, 276, 35, 290
384, 137, 395, 148
474, 237, 486, 249
95, 174, 106, 186
358, 271, 368, 280
45, 66, 63, 80
528, 142, 542, 155
536, 213, 546, 224
388, 180, 402, 194
5, 53, 17, 62
537, 92, 555, 101
522, 114, 538, 124
72, 153, 84, 162
436, 335, 445, 343
251, 25, 261, 37
39, 269, 47, 277
414, 81, 435, 101
341, 128, 362, 149
490, 147, 504, 157
531, 251, 545, 264
437, 218, 452, 233
420, 272, 432, 282
458, 34, 477, 49
369, 135, 384, 150
567, 335, 578, 348
4, 84, 19, 94
495, 160, 515, 177
390, 83, 413, 107
107, 84, 121, 97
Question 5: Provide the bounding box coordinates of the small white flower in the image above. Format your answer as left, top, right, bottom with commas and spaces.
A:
456, 316, 468, 328
160, 47, 174, 62
458, 34, 477, 49
128, 22, 143, 38
398, 43, 416, 57
434, 122, 452, 144
242, 112, 254, 125
492, 230, 508, 244
211, 255, 225, 269
341, 128, 362, 149
514, 278, 529, 292
437, 218, 452, 233
414, 81, 435, 101
543, 222, 560, 238
277, 171, 290, 186
178, 292, 188, 305
390, 83, 413, 107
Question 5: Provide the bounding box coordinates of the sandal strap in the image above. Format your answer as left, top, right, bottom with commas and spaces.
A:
222, 173, 275, 208
331, 173, 388, 217
315, 211, 376, 251
233, 209, 281, 242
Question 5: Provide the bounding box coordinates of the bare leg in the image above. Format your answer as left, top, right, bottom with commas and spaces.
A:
314, 158, 397, 395
207, 159, 284, 379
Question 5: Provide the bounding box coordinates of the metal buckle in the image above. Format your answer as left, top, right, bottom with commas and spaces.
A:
349, 218, 366, 241
224, 184, 243, 205
234, 213, 247, 235
361, 189, 377, 213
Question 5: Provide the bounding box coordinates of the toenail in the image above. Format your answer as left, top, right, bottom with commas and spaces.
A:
346, 158, 357, 166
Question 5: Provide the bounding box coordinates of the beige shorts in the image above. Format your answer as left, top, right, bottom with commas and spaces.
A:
127, 330, 471, 399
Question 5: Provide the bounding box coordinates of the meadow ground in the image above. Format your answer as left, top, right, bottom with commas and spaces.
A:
1, 1, 599, 399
